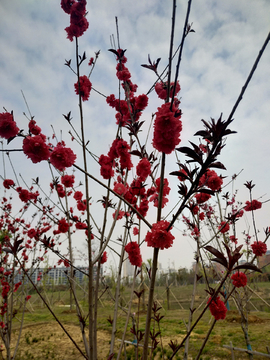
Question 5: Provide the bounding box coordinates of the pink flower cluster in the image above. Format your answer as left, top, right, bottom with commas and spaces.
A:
231, 272, 247, 288
57, 218, 70, 233
0, 112, 19, 139
99, 138, 133, 179
155, 81, 180, 100
107, 92, 148, 126
3, 179, 15, 189
125, 242, 142, 267
106, 50, 148, 126
153, 102, 182, 154
244, 200, 262, 211
136, 158, 151, 182
149, 177, 171, 208
61, 0, 89, 41
50, 142, 77, 171
74, 75, 92, 101
61, 174, 75, 188
116, 62, 131, 82
100, 251, 107, 264
208, 296, 227, 320
14, 119, 77, 170
145, 220, 174, 250
23, 134, 50, 163
199, 169, 223, 192
251, 241, 267, 256
16, 187, 39, 203
218, 221, 230, 234
195, 192, 211, 204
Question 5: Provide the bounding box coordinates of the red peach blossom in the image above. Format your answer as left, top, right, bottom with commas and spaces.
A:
231, 272, 247, 288
0, 112, 19, 139
251, 241, 267, 256
208, 296, 227, 320
50, 143, 76, 171
23, 135, 50, 164
145, 220, 174, 250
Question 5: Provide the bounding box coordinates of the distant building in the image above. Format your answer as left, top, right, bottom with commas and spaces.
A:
257, 250, 270, 268
14, 266, 93, 285
123, 254, 134, 277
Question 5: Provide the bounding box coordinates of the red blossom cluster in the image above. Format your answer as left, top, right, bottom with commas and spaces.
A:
56, 184, 66, 198
107, 92, 148, 126
244, 199, 262, 211
229, 235, 238, 244
99, 138, 133, 179
57, 218, 70, 233
199, 169, 223, 192
23, 134, 50, 163
18, 128, 77, 170
16, 187, 39, 203
61, 0, 89, 41
149, 177, 171, 208
116, 62, 131, 82
28, 119, 41, 135
50, 142, 77, 171
113, 182, 127, 196
98, 154, 114, 179
75, 221, 88, 230
218, 221, 230, 234
1, 280, 10, 300
155, 81, 180, 100
136, 158, 151, 182
195, 192, 211, 204
74, 191, 83, 201
77, 199, 87, 211
145, 220, 174, 250
3, 179, 15, 189
200, 203, 214, 218
27, 228, 37, 239
0, 112, 19, 139
152, 102, 182, 154
182, 215, 200, 239
71, 191, 87, 212
99, 163, 171, 223
74, 75, 92, 101
106, 50, 148, 126
125, 242, 142, 267
199, 212, 205, 220
231, 272, 247, 288
61, 174, 75, 188
14, 281, 22, 292
251, 241, 267, 256
100, 251, 107, 264
136, 197, 149, 219
57, 259, 70, 268
112, 209, 126, 220
208, 296, 227, 320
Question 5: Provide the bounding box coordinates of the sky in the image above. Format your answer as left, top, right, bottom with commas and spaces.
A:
0, 0, 270, 273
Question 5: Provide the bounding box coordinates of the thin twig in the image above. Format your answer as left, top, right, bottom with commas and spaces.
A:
227, 31, 270, 122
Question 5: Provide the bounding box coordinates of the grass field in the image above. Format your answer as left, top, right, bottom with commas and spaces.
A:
6, 282, 270, 359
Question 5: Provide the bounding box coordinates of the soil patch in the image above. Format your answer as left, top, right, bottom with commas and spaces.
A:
226, 310, 268, 323
7, 323, 111, 360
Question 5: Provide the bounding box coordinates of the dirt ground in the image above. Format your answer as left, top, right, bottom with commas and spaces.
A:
8, 323, 111, 360
3, 323, 217, 360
